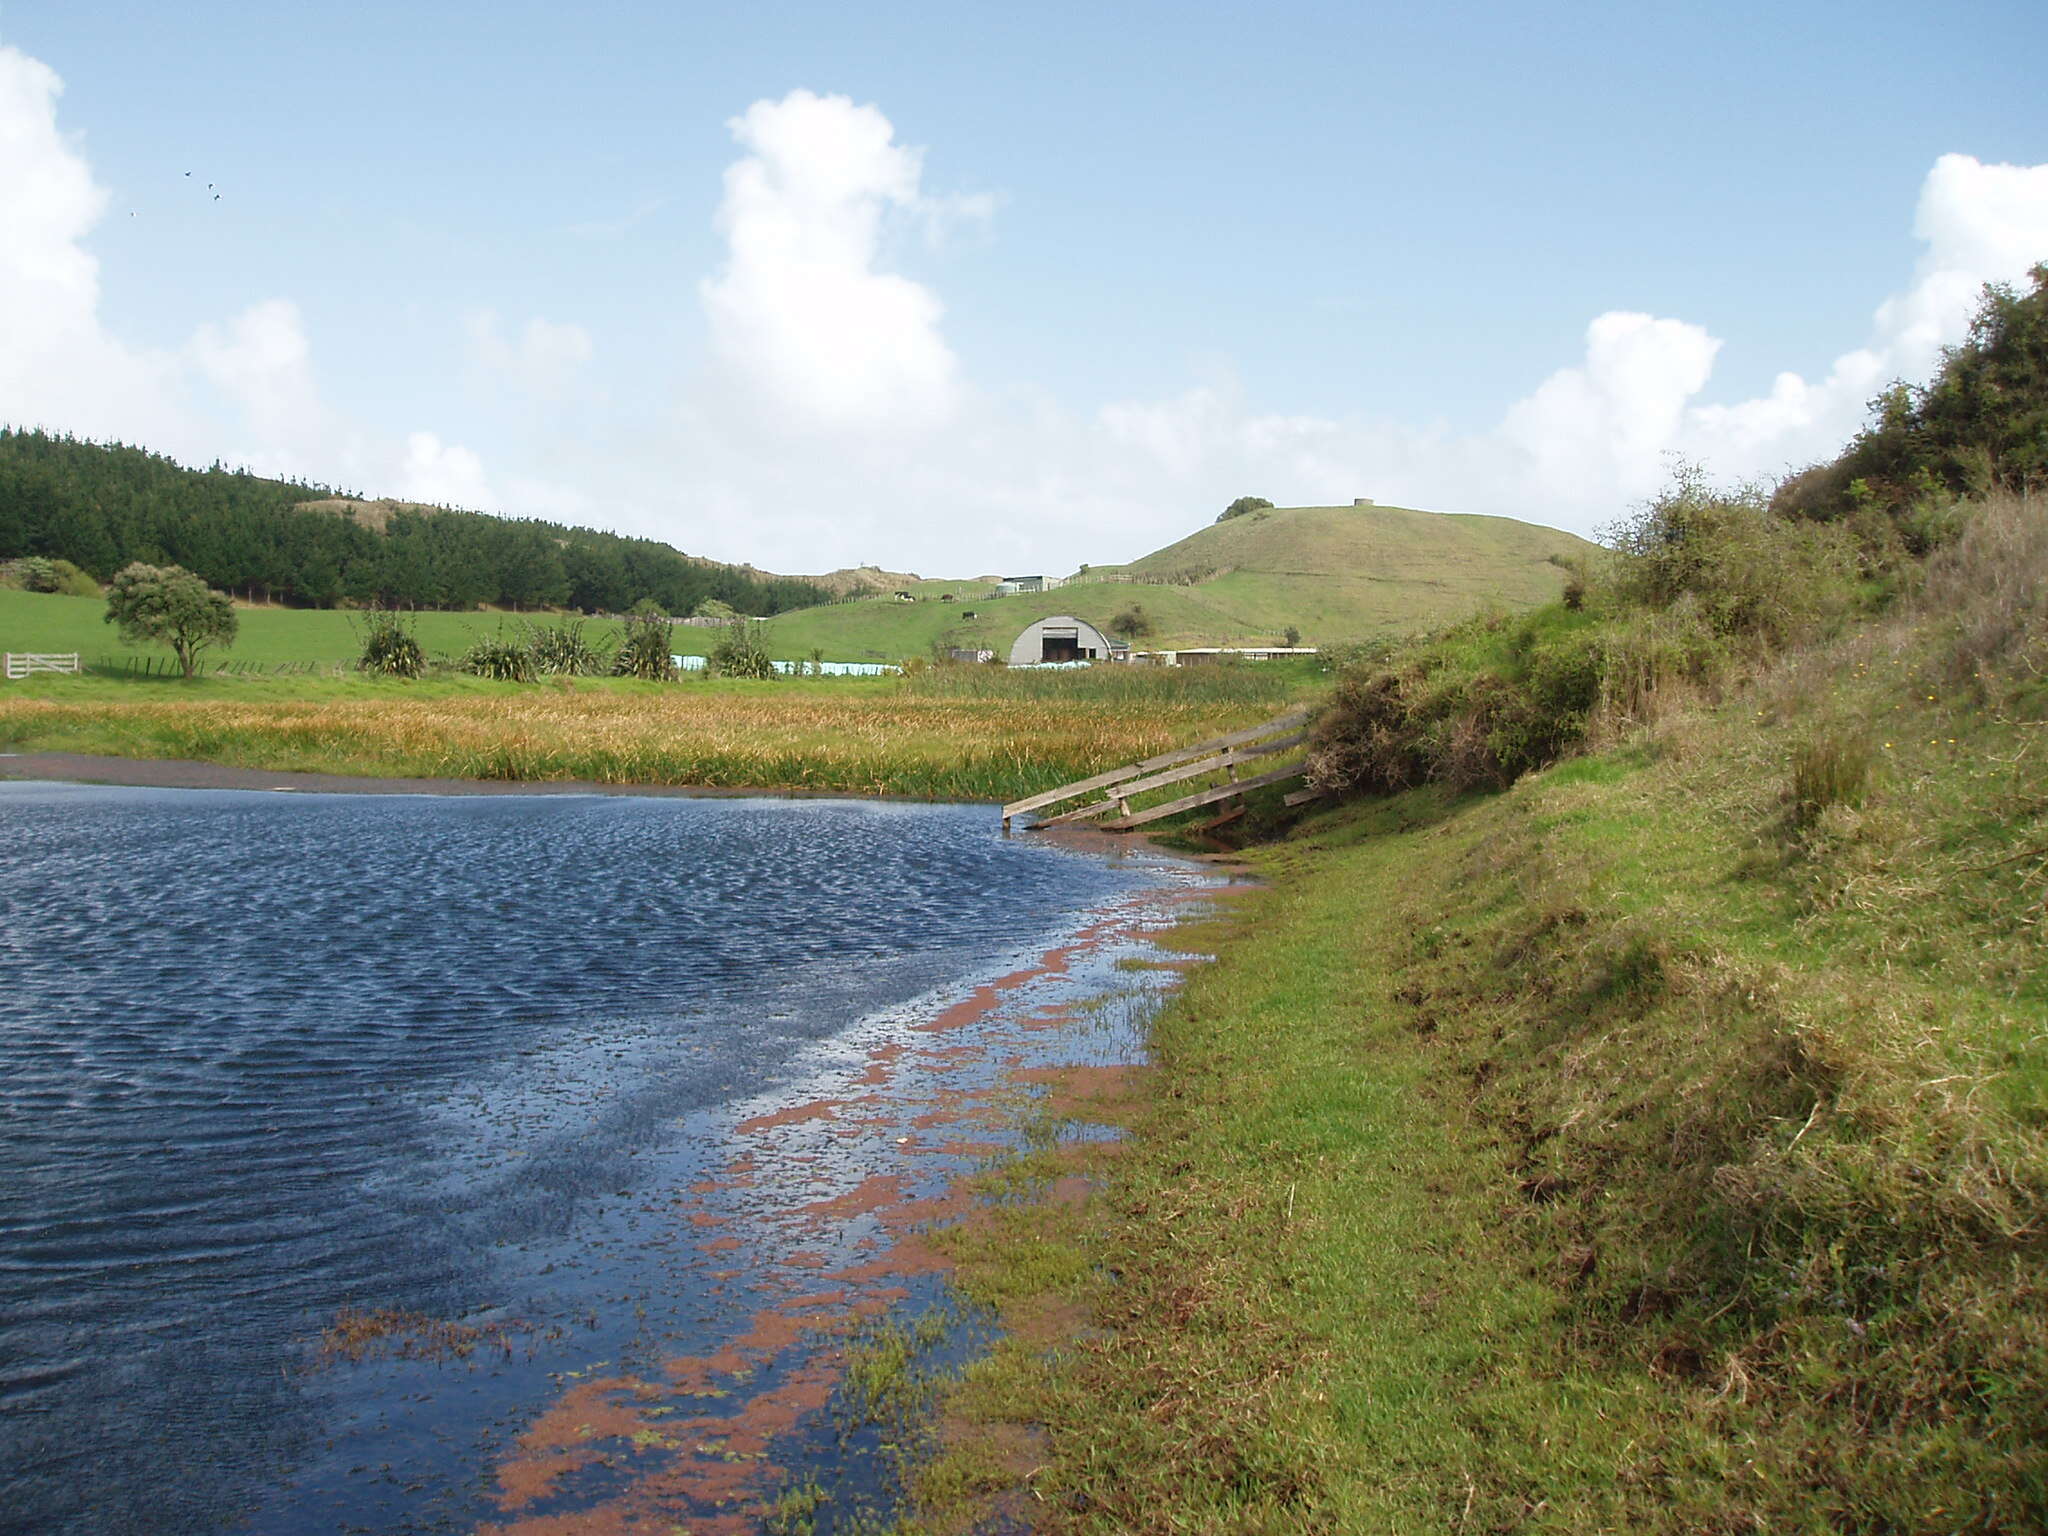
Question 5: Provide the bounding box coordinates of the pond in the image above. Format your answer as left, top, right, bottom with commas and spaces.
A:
0, 781, 1218, 1534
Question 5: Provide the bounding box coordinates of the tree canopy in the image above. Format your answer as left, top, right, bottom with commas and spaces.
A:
0, 428, 828, 617
1774, 263, 2048, 527
1217, 496, 1276, 523
103, 562, 238, 678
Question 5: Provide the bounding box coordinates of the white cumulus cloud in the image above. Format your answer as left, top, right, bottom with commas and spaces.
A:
466, 311, 594, 399
698, 89, 962, 437
0, 44, 191, 449
1682, 154, 2048, 486
397, 431, 495, 510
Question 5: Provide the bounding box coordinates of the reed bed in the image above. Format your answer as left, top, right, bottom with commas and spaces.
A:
898, 663, 1302, 707
0, 683, 1282, 801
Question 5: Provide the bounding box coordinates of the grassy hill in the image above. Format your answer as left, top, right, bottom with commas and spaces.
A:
757, 503, 1594, 659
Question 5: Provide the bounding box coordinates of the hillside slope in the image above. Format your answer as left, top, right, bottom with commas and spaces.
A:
759, 503, 1593, 656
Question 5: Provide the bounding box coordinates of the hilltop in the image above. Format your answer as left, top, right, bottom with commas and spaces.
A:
756, 501, 1593, 658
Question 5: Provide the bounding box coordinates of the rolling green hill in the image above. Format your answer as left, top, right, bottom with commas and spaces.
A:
757, 503, 1594, 658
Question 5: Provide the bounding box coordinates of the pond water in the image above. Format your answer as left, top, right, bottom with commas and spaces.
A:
0, 782, 1212, 1535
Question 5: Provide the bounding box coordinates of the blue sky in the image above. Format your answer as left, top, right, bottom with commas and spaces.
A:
2, 0, 2044, 573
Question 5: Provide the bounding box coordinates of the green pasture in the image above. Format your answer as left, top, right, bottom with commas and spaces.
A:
0, 589, 632, 670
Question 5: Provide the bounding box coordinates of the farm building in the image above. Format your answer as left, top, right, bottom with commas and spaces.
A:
1008, 615, 1119, 666
994, 574, 1063, 595
1131, 646, 1320, 666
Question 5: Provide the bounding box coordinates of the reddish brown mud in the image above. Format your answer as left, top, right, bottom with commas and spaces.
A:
475, 864, 1236, 1533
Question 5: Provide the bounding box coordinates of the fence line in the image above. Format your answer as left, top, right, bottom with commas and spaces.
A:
3, 652, 80, 679
84, 654, 339, 678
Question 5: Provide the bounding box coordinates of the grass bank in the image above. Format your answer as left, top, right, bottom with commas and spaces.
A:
906, 592, 2047, 1532
0, 670, 1296, 802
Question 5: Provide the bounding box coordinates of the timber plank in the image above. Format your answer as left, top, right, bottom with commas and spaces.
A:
1098, 759, 1308, 830
1000, 708, 1307, 821
1030, 731, 1309, 827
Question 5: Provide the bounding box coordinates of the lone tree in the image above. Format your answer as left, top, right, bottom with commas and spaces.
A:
103, 562, 237, 678
1217, 496, 1274, 523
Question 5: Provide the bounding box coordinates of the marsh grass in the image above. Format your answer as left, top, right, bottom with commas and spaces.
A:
897, 662, 1301, 707
0, 673, 1285, 800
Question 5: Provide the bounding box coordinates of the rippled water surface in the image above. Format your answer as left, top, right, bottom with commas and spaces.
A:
0, 782, 1180, 1534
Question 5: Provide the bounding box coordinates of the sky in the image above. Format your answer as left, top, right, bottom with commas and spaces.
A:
2, 0, 2045, 576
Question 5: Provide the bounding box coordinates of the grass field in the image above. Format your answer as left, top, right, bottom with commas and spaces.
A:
906, 585, 2048, 1531
0, 589, 631, 670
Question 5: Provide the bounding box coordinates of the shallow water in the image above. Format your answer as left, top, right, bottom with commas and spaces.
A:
0, 782, 1202, 1535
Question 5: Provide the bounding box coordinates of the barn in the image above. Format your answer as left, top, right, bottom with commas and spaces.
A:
1008, 615, 1118, 666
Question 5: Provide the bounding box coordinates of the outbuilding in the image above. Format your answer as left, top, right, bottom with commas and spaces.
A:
1008, 614, 1117, 666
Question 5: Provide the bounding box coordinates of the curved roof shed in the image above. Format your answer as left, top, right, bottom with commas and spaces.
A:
1008, 615, 1116, 666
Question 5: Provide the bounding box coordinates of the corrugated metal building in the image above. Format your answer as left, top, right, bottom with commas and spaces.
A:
1007, 615, 1117, 666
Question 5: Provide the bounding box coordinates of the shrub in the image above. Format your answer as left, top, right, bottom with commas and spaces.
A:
4, 556, 98, 596
1307, 610, 1610, 797
1217, 496, 1274, 523
47, 558, 99, 597
355, 609, 426, 678
462, 633, 534, 682
1607, 463, 1859, 645
527, 618, 606, 676
612, 609, 677, 681
1110, 603, 1156, 639
707, 619, 776, 680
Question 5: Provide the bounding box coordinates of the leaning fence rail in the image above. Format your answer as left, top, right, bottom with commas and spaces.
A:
1002, 707, 1314, 832
3, 652, 80, 679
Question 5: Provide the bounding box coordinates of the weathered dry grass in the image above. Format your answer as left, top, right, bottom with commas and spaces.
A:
0, 680, 1278, 800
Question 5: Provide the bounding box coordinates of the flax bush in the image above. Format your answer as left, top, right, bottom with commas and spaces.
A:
462, 633, 535, 682
526, 618, 607, 676
611, 609, 677, 681
354, 609, 426, 679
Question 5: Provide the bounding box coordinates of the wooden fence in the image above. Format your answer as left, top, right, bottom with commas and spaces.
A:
3, 652, 80, 679
1002, 707, 1323, 832
90, 655, 337, 678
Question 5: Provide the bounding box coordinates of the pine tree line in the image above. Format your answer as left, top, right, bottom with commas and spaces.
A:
0, 428, 827, 615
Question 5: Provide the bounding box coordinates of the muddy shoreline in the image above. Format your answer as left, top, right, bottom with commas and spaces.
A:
460, 869, 1243, 1533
